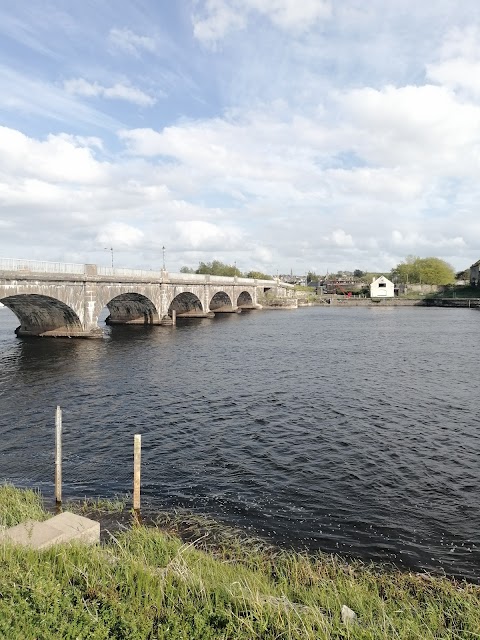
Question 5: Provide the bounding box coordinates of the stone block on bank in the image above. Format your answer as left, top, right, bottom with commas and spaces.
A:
0, 511, 100, 549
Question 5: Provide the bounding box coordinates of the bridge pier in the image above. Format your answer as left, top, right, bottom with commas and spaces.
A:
175, 311, 215, 319
211, 306, 241, 313
15, 326, 103, 339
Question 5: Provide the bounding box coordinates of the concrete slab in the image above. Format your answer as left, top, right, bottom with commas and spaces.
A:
0, 512, 100, 549
48, 511, 100, 545
0, 519, 65, 549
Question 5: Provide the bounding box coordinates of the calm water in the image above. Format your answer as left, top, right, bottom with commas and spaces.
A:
0, 305, 479, 581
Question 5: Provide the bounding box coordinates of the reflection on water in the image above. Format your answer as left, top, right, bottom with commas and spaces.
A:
0, 305, 479, 581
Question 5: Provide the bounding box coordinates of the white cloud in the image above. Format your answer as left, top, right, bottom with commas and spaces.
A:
108, 27, 156, 56
0, 127, 108, 184
65, 78, 156, 107
0, 65, 120, 130
193, 0, 246, 45
246, 0, 331, 30
335, 84, 480, 175
392, 230, 465, 249
192, 0, 331, 44
330, 229, 354, 247
174, 220, 245, 251
96, 222, 144, 248
426, 27, 480, 99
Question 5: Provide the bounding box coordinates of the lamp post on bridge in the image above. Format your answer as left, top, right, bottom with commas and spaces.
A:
104, 247, 114, 268
162, 246, 166, 271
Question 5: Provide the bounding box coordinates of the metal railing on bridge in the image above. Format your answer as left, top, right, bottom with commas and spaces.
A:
97, 267, 165, 278
0, 258, 86, 275
0, 259, 290, 288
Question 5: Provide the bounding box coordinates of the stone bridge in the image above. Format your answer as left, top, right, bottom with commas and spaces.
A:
0, 259, 294, 338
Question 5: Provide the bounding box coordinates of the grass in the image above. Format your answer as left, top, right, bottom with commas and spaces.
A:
64, 495, 129, 515
1, 486, 480, 639
0, 483, 47, 528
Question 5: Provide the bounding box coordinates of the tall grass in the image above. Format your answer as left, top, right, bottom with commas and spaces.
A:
0, 483, 47, 528
1, 486, 479, 639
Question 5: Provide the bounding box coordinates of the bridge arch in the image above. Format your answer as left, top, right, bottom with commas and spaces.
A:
169, 292, 204, 317
237, 290, 254, 308
104, 293, 159, 325
209, 291, 234, 312
0, 294, 83, 337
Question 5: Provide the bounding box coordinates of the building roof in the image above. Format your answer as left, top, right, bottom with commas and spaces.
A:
470, 259, 480, 268
371, 275, 394, 285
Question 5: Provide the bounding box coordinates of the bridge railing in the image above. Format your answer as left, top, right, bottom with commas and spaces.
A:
168, 273, 212, 283
0, 258, 86, 275
97, 267, 164, 278
0, 260, 292, 289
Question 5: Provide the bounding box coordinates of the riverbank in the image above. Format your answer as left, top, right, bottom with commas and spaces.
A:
1, 485, 479, 639
298, 296, 480, 307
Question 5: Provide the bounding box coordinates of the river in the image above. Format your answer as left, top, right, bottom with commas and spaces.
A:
0, 304, 479, 581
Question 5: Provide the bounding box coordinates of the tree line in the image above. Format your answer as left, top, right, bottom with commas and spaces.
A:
180, 256, 461, 286
180, 260, 271, 280
390, 256, 456, 285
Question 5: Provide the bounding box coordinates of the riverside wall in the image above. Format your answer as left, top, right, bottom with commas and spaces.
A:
299, 297, 480, 308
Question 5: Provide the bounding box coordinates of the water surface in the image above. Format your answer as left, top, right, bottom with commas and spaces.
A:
0, 305, 479, 581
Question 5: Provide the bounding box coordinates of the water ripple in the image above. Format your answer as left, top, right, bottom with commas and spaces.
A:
0, 306, 479, 581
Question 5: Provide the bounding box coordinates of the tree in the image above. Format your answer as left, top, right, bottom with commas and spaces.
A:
245, 270, 271, 279
353, 269, 365, 278
391, 256, 455, 285
195, 260, 241, 277
179, 266, 195, 273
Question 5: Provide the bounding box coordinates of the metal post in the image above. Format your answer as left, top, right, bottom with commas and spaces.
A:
133, 434, 141, 511
55, 406, 62, 505
104, 247, 114, 268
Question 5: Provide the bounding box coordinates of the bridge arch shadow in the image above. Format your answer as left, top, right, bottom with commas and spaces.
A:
209, 291, 233, 312
103, 293, 159, 326
169, 292, 204, 317
237, 291, 255, 308
0, 294, 83, 337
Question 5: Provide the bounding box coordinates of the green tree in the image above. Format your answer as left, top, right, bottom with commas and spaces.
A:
195, 260, 241, 277
245, 270, 271, 279
392, 256, 455, 285
353, 269, 365, 278
179, 266, 195, 273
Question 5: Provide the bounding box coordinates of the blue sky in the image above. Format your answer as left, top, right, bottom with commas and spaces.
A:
0, 1, 479, 274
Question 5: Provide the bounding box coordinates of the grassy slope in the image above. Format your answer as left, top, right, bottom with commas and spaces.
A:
1, 485, 479, 639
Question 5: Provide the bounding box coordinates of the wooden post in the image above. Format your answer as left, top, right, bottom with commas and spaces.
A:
133, 434, 141, 511
55, 406, 62, 505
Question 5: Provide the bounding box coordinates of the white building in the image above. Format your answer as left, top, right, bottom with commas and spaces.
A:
370, 275, 395, 299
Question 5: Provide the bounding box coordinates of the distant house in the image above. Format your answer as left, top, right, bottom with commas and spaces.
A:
370, 275, 395, 299
470, 260, 480, 287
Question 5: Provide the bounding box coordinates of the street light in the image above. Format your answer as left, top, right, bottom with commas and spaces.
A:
104, 247, 114, 268
162, 246, 165, 271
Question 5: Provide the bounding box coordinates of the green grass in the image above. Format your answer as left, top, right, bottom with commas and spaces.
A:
0, 483, 47, 528
65, 495, 129, 515
1, 486, 480, 639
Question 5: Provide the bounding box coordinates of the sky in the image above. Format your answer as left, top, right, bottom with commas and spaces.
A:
0, 0, 479, 275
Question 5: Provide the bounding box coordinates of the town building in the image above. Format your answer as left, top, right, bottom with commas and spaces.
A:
370, 275, 395, 298
470, 260, 480, 287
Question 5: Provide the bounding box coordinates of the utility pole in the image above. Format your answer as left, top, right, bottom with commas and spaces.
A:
104, 247, 114, 268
